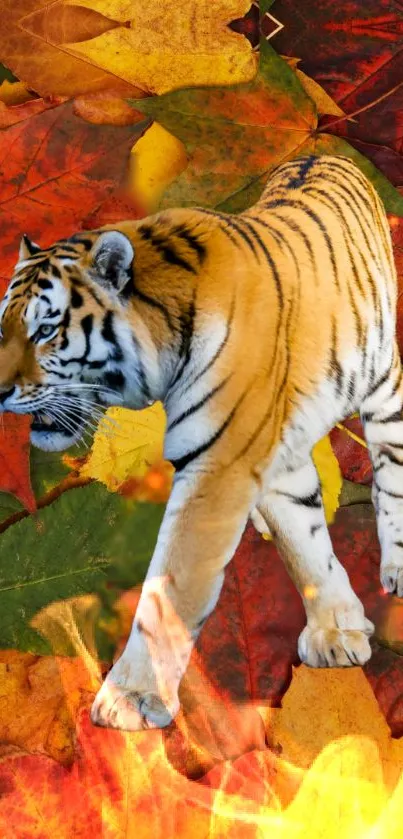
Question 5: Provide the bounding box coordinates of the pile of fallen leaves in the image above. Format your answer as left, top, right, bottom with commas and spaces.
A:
0, 0, 402, 835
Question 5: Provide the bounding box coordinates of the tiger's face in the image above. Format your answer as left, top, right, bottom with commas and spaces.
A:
0, 229, 149, 452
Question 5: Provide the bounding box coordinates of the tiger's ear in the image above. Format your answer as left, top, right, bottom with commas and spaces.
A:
90, 231, 134, 294
19, 234, 41, 262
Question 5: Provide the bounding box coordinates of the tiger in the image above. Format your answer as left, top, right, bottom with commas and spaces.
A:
0, 153, 400, 732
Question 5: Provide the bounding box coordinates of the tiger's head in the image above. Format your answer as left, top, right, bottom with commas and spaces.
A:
0, 228, 157, 452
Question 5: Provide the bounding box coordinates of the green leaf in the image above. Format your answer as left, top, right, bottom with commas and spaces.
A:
130, 36, 403, 216
0, 482, 164, 655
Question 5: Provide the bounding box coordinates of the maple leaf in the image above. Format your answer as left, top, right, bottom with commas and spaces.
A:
271, 0, 403, 188
0, 97, 148, 276
0, 0, 256, 98
131, 38, 403, 216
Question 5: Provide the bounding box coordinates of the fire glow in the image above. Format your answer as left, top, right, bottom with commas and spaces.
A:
8, 592, 400, 839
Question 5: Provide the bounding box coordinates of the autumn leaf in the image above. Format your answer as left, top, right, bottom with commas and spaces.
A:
283, 56, 347, 119
66, 402, 167, 491
0, 95, 63, 129
0, 97, 148, 276
131, 121, 189, 213
0, 0, 256, 99
131, 38, 403, 216
0, 415, 36, 512
271, 0, 403, 188
0, 645, 96, 766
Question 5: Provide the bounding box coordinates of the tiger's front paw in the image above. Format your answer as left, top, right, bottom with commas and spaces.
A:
298, 622, 374, 668
90, 657, 179, 731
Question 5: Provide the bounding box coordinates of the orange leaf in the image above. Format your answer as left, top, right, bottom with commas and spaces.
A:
73, 90, 148, 126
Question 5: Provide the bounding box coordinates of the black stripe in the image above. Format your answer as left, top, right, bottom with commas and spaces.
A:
60, 308, 70, 351
139, 225, 197, 274
69, 236, 95, 252
56, 245, 80, 256
287, 155, 316, 188
8, 278, 26, 290
236, 217, 284, 308
346, 370, 357, 403
101, 310, 124, 362
196, 208, 242, 248
51, 265, 62, 278
365, 367, 392, 400
131, 286, 177, 333
71, 276, 105, 308
311, 523, 323, 536
71, 288, 83, 308
37, 278, 53, 290
170, 388, 249, 472
182, 293, 236, 393
305, 181, 383, 324
59, 313, 93, 365
265, 198, 340, 291
376, 486, 403, 499
380, 451, 403, 466
245, 214, 308, 282
290, 489, 322, 508
103, 370, 126, 390
223, 216, 261, 258
172, 225, 206, 263
329, 318, 344, 394
305, 179, 382, 302
167, 374, 232, 431
232, 295, 294, 464
301, 183, 373, 318
170, 294, 197, 389
131, 334, 151, 401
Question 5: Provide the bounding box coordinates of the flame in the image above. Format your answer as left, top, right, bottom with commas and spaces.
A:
29, 589, 403, 837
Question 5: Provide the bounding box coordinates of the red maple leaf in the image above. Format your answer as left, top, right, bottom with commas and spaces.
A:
272, 0, 403, 188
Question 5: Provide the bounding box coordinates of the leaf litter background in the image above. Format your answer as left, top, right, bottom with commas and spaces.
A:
0, 0, 403, 835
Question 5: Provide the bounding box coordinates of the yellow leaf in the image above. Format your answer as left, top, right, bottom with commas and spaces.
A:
62, 0, 257, 95
130, 122, 188, 213
312, 434, 342, 524
77, 402, 166, 491
0, 80, 33, 105
261, 665, 403, 795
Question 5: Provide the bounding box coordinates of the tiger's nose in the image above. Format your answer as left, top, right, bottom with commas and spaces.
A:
0, 386, 16, 403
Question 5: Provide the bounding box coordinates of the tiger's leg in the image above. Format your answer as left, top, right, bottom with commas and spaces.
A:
256, 456, 374, 667
91, 462, 258, 731
360, 349, 403, 596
